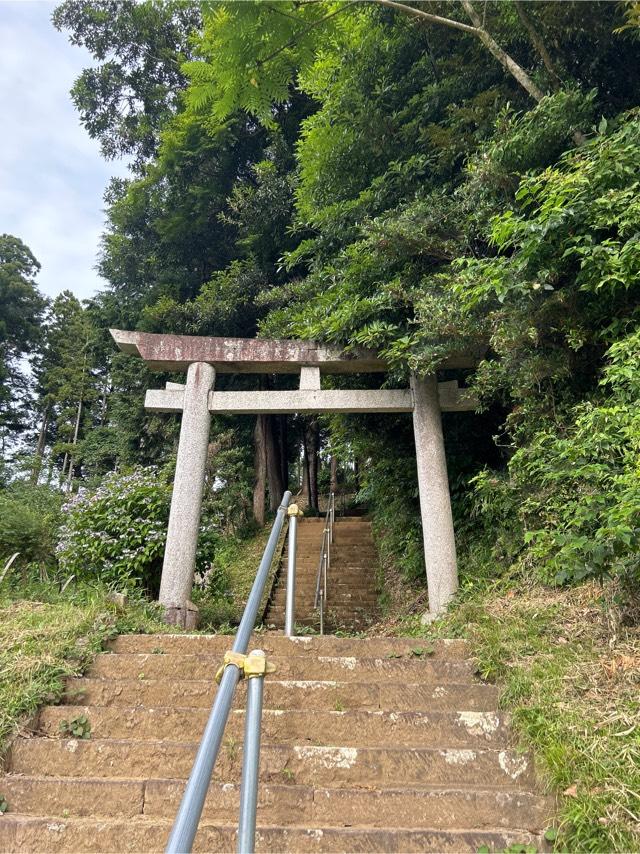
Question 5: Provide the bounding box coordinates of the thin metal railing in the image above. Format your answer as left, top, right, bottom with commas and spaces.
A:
165, 490, 292, 854
284, 503, 303, 637
314, 492, 335, 635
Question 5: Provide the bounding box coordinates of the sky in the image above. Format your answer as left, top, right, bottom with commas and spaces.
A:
0, 0, 130, 301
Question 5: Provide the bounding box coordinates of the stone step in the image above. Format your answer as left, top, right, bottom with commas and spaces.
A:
0, 815, 546, 853
271, 593, 378, 607
58, 678, 500, 713
10, 738, 535, 789
42, 706, 506, 743
109, 635, 469, 659
88, 654, 468, 683
266, 609, 375, 625
272, 578, 376, 590
0, 777, 550, 828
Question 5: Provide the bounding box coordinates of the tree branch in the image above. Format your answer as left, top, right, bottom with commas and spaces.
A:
371, 0, 479, 35
514, 0, 562, 89
367, 0, 545, 103
460, 0, 544, 102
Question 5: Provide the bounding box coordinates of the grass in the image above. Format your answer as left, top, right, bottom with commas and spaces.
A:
374, 558, 640, 852
0, 582, 169, 757
0, 521, 284, 757
193, 523, 284, 631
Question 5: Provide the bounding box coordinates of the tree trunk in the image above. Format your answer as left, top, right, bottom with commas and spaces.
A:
305, 419, 320, 512
31, 407, 48, 484
66, 395, 83, 491
253, 415, 267, 527
330, 454, 338, 495
265, 415, 284, 511
278, 415, 289, 493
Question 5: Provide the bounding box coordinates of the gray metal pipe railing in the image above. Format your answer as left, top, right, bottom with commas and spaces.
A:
284, 503, 303, 637
165, 490, 292, 854
314, 492, 335, 635
237, 649, 266, 854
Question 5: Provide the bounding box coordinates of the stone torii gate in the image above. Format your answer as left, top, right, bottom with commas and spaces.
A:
111, 329, 477, 625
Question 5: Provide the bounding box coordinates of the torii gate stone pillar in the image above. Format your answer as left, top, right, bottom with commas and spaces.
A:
159, 362, 216, 626
111, 330, 478, 626
411, 373, 458, 615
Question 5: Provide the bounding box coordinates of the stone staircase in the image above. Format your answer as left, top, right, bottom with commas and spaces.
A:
266, 516, 379, 632
0, 633, 551, 852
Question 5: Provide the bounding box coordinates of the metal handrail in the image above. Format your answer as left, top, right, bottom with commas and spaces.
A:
314, 492, 335, 635
165, 491, 292, 854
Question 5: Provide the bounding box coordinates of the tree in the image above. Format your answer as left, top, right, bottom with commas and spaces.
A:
32, 292, 99, 485
52, 0, 201, 168
0, 235, 46, 455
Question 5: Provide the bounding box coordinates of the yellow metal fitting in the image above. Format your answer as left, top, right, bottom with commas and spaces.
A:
244, 651, 276, 679
288, 503, 304, 517
215, 650, 276, 684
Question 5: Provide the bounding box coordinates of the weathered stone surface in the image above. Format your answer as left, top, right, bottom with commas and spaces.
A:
110, 329, 389, 374
109, 633, 469, 659
0, 817, 546, 854
0, 776, 144, 818
411, 373, 458, 615
1, 630, 551, 853
88, 652, 474, 683
158, 361, 215, 613
41, 705, 506, 743
11, 738, 534, 789
57, 677, 500, 713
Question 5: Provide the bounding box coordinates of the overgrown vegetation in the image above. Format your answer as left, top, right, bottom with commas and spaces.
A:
373, 539, 640, 852
0, 583, 168, 756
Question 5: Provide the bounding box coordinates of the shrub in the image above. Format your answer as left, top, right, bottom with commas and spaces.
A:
57, 466, 220, 595
471, 330, 640, 596
56, 467, 170, 593
0, 482, 62, 569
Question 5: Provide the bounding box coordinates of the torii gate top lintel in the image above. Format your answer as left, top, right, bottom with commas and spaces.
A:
110, 328, 477, 374
111, 328, 387, 374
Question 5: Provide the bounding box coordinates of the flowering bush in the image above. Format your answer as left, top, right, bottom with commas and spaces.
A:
57, 466, 219, 594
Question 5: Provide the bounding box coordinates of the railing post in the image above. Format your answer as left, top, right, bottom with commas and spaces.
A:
284, 504, 302, 637
330, 493, 335, 542
237, 650, 267, 854
165, 491, 291, 854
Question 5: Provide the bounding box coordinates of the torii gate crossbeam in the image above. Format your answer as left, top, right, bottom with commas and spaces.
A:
111, 330, 478, 627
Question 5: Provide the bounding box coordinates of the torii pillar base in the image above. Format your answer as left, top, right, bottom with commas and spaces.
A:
411, 373, 458, 616
158, 361, 216, 626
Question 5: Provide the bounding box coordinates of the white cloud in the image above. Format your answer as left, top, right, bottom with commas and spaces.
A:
0, 0, 130, 301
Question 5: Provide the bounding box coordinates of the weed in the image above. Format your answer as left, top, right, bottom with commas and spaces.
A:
281, 767, 295, 782
410, 645, 434, 658
225, 737, 239, 763
293, 624, 318, 636
0, 795, 7, 815
59, 714, 91, 739
333, 698, 346, 712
